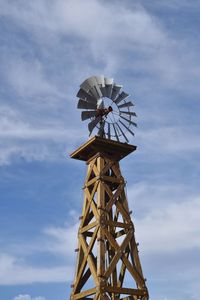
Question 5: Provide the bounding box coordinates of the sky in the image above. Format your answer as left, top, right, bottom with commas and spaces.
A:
0, 0, 200, 299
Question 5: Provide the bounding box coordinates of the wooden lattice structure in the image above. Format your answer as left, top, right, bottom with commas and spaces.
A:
70, 136, 149, 300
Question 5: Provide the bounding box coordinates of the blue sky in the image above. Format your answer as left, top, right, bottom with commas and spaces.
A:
0, 0, 200, 299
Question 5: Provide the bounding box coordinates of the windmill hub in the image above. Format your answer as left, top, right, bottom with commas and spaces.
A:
96, 105, 113, 117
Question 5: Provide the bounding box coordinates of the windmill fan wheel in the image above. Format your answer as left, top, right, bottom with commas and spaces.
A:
77, 75, 137, 143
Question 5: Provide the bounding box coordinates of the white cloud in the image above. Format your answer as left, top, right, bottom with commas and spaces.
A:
127, 182, 200, 253
0, 0, 164, 45
0, 105, 85, 165
0, 222, 79, 285
0, 0, 199, 166
138, 126, 200, 154
0, 0, 181, 81
6, 58, 61, 98
0, 253, 73, 285
43, 222, 79, 256
13, 295, 45, 300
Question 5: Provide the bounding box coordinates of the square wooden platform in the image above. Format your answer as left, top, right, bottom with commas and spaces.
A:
70, 136, 136, 162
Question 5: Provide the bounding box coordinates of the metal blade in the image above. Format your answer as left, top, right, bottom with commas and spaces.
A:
100, 86, 107, 97
88, 116, 101, 135
80, 76, 102, 99
105, 77, 114, 85
116, 123, 129, 143
111, 84, 122, 100
120, 111, 137, 117
95, 75, 105, 87
80, 76, 98, 91
89, 85, 102, 100
107, 122, 111, 139
104, 77, 114, 98
115, 91, 129, 105
105, 85, 113, 98
77, 88, 97, 104
117, 101, 134, 109
120, 115, 137, 127
113, 123, 119, 141
119, 120, 135, 137
81, 110, 97, 121
77, 99, 97, 110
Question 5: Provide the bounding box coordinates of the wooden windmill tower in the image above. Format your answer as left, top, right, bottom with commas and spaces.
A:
70, 76, 149, 300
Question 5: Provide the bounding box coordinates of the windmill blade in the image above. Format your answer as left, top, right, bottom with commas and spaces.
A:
102, 77, 113, 98
107, 122, 111, 139
77, 88, 97, 104
95, 75, 105, 87
88, 116, 101, 135
105, 77, 114, 86
118, 101, 134, 109
77, 99, 97, 110
80, 76, 102, 100
90, 85, 102, 100
116, 123, 129, 143
120, 111, 137, 117
115, 91, 129, 105
113, 123, 119, 141
81, 110, 97, 121
111, 84, 122, 100
119, 120, 135, 137
80, 76, 98, 92
105, 84, 113, 98
120, 115, 137, 127
100, 85, 106, 97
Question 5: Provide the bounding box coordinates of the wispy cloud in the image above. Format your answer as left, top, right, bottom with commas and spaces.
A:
6, 58, 63, 98
0, 105, 84, 165
0, 0, 199, 166
0, 218, 79, 285
138, 126, 200, 154
13, 295, 45, 300
0, 1, 200, 299
0, 253, 73, 285
135, 196, 200, 253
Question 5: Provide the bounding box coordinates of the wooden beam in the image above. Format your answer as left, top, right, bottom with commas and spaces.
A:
73, 288, 96, 300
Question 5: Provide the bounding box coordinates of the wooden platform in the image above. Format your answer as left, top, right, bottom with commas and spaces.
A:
70, 136, 136, 162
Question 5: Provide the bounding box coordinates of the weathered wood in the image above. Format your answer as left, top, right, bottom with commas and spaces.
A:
73, 287, 96, 299
73, 227, 99, 292
106, 286, 146, 296
70, 136, 136, 162
97, 156, 106, 278
105, 220, 131, 229
70, 141, 148, 300
79, 221, 98, 233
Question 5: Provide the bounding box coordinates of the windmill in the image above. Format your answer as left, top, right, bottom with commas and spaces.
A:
77, 76, 137, 141
70, 76, 149, 300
